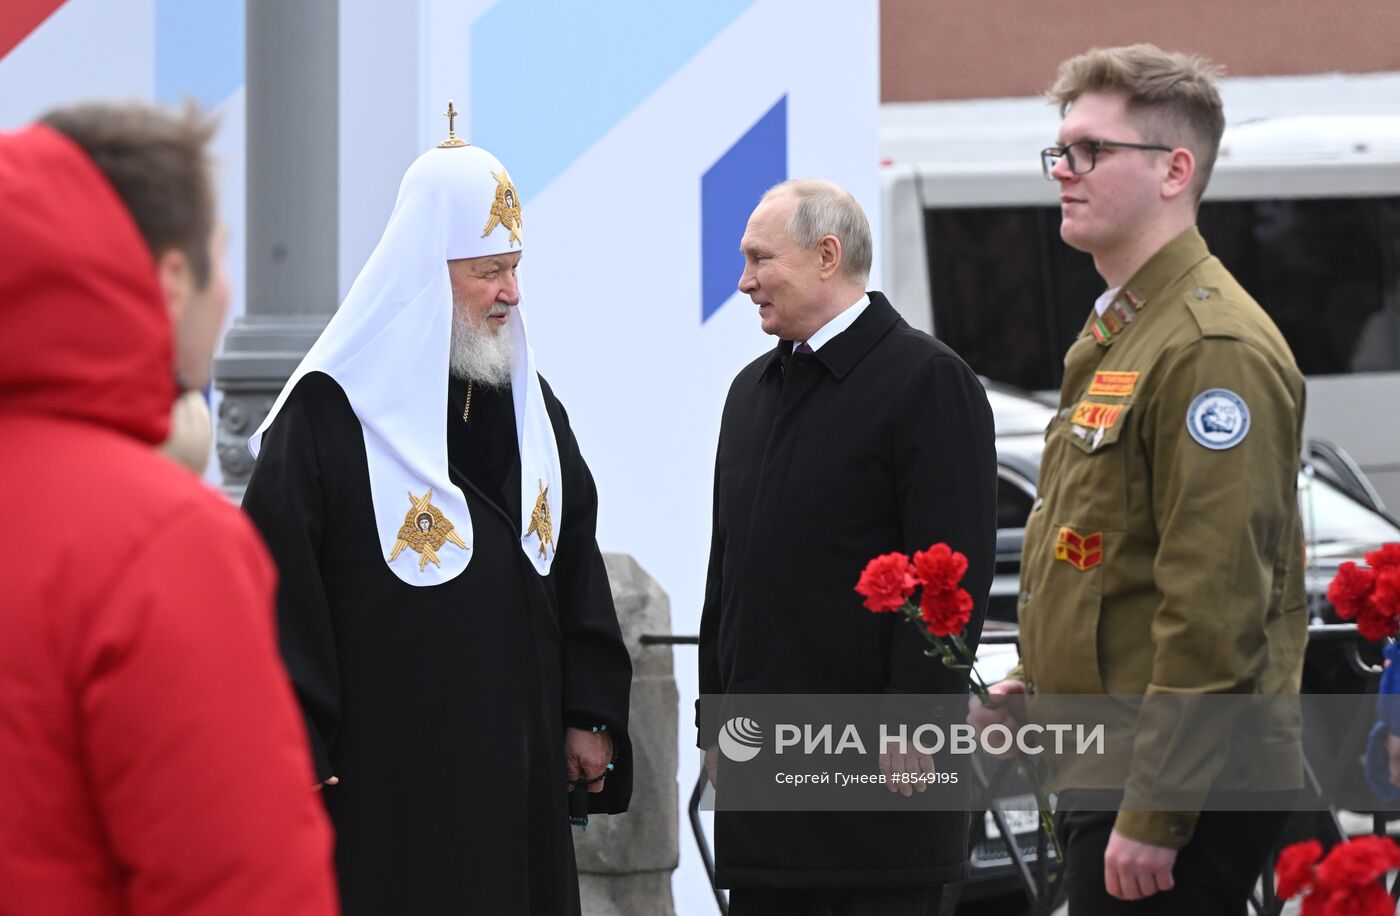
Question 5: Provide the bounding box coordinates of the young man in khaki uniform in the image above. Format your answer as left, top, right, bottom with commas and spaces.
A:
970, 45, 1307, 913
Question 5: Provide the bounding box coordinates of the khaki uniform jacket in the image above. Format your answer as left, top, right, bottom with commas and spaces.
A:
1011, 228, 1308, 847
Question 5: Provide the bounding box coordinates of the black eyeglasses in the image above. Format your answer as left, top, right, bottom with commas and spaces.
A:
1040, 139, 1173, 179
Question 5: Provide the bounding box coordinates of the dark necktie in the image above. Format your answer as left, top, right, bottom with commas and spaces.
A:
782, 341, 813, 379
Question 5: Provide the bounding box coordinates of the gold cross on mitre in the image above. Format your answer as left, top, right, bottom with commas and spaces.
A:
390, 489, 469, 570
438, 99, 468, 149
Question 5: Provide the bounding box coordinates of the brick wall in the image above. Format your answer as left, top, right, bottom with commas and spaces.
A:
882, 0, 1400, 102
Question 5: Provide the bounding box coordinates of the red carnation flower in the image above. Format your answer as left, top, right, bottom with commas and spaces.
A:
1366, 543, 1400, 571
912, 543, 969, 594
1328, 562, 1376, 621
1373, 568, 1400, 613
1275, 839, 1322, 900
1315, 834, 1400, 889
921, 587, 973, 638
1356, 609, 1399, 642
856, 552, 916, 612
1282, 835, 1400, 915
1309, 881, 1393, 916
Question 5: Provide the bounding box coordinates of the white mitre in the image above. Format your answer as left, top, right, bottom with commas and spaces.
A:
250, 110, 562, 584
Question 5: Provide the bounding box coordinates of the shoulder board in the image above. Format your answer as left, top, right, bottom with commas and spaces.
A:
1183, 285, 1268, 341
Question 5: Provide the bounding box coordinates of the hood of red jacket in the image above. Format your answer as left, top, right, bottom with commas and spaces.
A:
0, 124, 174, 445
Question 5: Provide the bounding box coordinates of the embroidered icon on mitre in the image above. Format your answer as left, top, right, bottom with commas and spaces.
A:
480, 170, 523, 247
525, 479, 554, 559
390, 489, 469, 571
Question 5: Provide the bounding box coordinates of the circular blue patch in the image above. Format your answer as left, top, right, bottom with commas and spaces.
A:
1186, 388, 1250, 450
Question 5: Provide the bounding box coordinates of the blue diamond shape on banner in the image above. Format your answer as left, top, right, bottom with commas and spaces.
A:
701, 96, 787, 324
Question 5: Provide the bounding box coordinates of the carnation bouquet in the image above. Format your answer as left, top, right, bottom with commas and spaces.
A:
855, 543, 1060, 860
1275, 834, 1400, 916
1328, 543, 1400, 641
1326, 542, 1400, 806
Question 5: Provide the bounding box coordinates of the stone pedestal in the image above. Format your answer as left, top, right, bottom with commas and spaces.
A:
577, 554, 679, 916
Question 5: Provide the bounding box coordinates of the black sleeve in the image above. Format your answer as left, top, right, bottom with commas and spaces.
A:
546, 391, 633, 814
240, 380, 341, 783
887, 354, 998, 693
696, 430, 725, 749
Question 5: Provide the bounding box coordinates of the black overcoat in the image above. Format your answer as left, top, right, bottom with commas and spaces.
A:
697, 292, 997, 889
242, 371, 631, 915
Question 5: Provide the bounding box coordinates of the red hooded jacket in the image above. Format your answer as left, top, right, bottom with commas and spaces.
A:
0, 125, 338, 914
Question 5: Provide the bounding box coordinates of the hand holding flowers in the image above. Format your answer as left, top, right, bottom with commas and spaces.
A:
856, 543, 1059, 858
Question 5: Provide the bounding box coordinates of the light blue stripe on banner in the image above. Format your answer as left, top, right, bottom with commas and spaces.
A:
471, 0, 752, 199
156, 0, 244, 109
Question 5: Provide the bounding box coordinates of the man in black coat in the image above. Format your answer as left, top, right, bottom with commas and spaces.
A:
697, 178, 998, 915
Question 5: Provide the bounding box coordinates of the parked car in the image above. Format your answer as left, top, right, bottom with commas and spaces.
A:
960, 383, 1400, 907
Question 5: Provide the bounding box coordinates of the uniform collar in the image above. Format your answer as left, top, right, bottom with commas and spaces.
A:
1087, 227, 1212, 347
1123, 225, 1211, 303
762, 291, 901, 381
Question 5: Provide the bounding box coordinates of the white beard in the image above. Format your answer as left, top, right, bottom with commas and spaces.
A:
449, 301, 515, 387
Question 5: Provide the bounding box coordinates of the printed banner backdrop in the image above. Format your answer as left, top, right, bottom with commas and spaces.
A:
6, 1, 879, 908
0, 0, 247, 490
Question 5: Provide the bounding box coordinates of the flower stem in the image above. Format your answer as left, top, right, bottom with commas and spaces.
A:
896, 599, 1063, 863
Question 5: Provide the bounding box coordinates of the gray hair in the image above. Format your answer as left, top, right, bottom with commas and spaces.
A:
761, 178, 872, 283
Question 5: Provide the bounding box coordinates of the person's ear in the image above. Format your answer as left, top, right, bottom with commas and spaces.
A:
1161, 147, 1196, 202
815, 234, 843, 280
157, 248, 193, 324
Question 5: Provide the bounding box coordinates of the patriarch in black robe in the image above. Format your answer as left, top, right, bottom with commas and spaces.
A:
242, 123, 631, 916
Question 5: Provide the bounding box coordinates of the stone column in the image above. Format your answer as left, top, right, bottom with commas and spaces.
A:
213, 0, 339, 497
578, 554, 680, 916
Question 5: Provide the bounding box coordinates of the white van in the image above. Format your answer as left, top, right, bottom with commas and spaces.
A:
880, 114, 1400, 508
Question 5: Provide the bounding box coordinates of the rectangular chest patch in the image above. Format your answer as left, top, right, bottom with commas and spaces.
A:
1055, 527, 1103, 571
1070, 400, 1124, 429
1087, 371, 1139, 398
